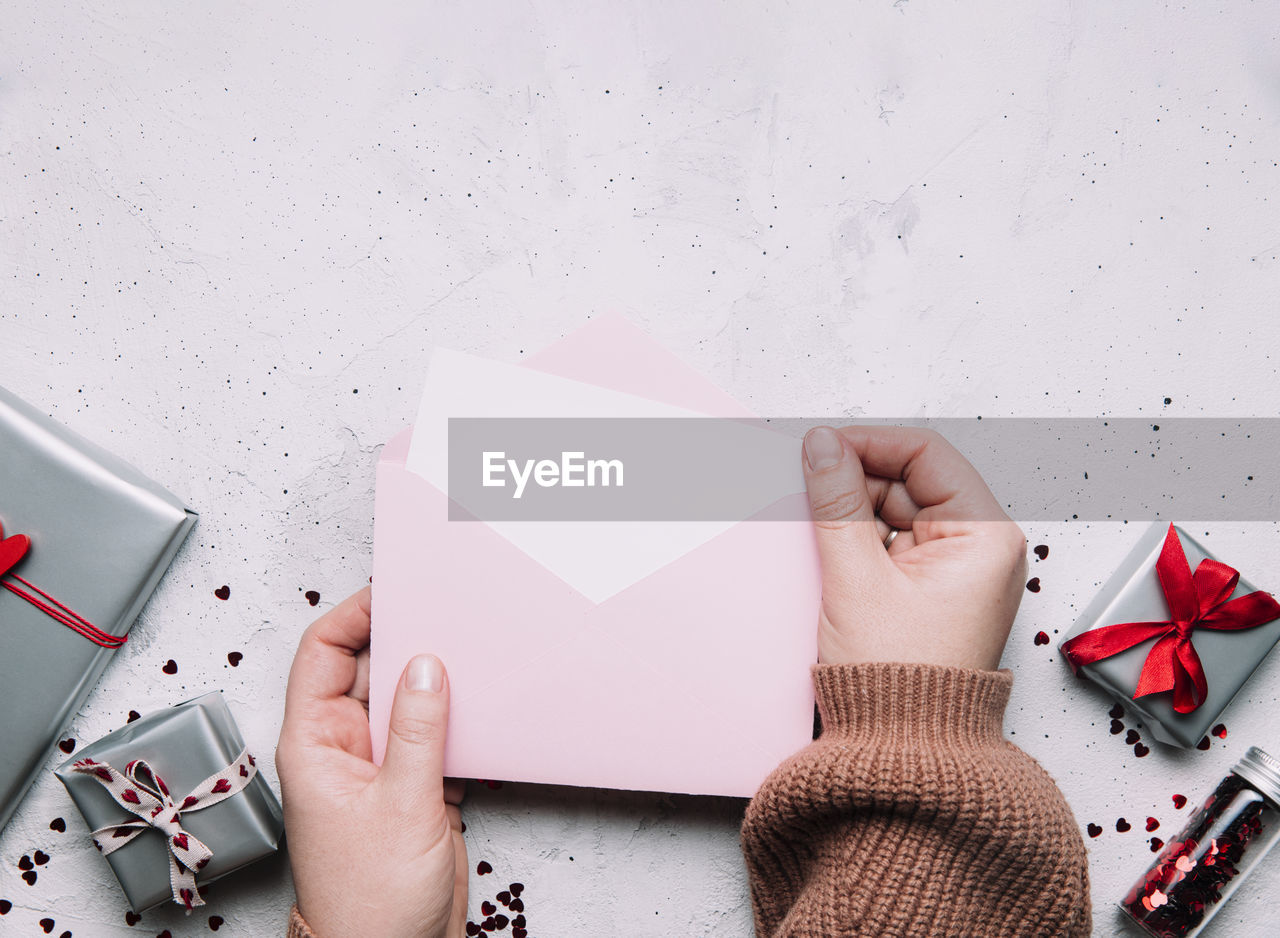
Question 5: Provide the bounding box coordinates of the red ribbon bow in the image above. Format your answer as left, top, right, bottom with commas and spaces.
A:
1062, 525, 1280, 713
0, 519, 124, 648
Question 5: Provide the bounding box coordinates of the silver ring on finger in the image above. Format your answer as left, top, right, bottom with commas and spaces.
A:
882, 528, 899, 551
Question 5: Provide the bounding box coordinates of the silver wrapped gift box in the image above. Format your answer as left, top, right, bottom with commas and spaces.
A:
1059, 522, 1280, 748
55, 692, 284, 912
0, 385, 197, 830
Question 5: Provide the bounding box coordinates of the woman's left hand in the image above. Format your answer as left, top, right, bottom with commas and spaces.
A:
276, 587, 468, 937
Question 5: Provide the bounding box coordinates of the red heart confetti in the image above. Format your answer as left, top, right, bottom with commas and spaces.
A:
509, 883, 524, 897
493, 915, 509, 930
1033, 544, 1049, 560
465, 924, 480, 937
1212, 723, 1228, 739
18, 855, 33, 870
1149, 837, 1164, 852
22, 871, 37, 886
214, 585, 230, 601
512, 928, 527, 938
124, 910, 141, 926
1134, 743, 1150, 758
1116, 817, 1132, 832
1109, 703, 1125, 719
127, 710, 142, 723
496, 891, 511, 905
512, 913, 526, 927
1025, 577, 1041, 593
58, 738, 75, 754
1109, 719, 1124, 735
49, 817, 65, 833
0, 899, 10, 914
1196, 736, 1211, 750
39, 918, 54, 934
1172, 794, 1187, 809
1125, 729, 1140, 745
159, 930, 173, 938
1146, 817, 1160, 832
209, 916, 224, 931
305, 590, 321, 606
227, 651, 243, 667
1033, 631, 1049, 646
211, 778, 231, 794
162, 659, 178, 675
1086, 823, 1103, 838
481, 901, 496, 916
476, 860, 493, 875
509, 898, 524, 913
33, 850, 49, 865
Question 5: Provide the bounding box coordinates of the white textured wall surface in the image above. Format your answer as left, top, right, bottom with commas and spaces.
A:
3, 2, 1280, 935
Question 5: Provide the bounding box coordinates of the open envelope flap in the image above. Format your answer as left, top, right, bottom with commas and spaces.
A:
371, 461, 819, 796
406, 347, 804, 604
522, 314, 753, 418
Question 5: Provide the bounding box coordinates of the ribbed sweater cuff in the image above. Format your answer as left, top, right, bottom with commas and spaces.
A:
812, 661, 1013, 747
287, 904, 316, 938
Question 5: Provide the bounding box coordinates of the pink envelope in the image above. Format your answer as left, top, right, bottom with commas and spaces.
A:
369, 316, 820, 797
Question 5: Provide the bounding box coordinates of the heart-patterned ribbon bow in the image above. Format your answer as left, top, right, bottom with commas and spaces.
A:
1062, 524, 1280, 713
71, 749, 258, 910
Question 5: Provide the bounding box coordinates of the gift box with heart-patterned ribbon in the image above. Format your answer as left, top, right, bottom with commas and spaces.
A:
55, 692, 284, 913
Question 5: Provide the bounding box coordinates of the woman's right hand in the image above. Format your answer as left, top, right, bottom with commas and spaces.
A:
800, 426, 1028, 671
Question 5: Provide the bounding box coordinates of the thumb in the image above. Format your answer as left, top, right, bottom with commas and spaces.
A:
380, 653, 449, 808
802, 426, 889, 581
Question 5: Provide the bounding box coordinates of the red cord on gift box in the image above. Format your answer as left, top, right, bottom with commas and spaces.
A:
0, 523, 125, 649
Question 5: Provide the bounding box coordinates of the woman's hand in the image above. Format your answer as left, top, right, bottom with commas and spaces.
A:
801, 426, 1027, 671
276, 588, 467, 937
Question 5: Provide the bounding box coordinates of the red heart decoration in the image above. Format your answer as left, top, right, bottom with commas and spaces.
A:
0, 525, 30, 578
239, 764, 248, 777
211, 779, 231, 794
181, 795, 200, 809
120, 789, 140, 804
172, 833, 189, 850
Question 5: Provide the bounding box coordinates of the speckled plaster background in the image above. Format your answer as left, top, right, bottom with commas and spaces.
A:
3, 2, 1280, 935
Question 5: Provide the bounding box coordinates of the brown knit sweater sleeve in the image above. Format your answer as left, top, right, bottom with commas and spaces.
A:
287, 904, 316, 938
741, 662, 1091, 937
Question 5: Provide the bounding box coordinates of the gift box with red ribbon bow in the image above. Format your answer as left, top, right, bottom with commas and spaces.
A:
55, 692, 284, 913
1060, 523, 1280, 748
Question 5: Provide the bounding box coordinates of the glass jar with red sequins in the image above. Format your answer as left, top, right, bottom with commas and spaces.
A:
1120, 746, 1280, 938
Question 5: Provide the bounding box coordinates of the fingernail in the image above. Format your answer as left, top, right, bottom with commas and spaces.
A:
804, 427, 844, 471
407, 654, 444, 693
